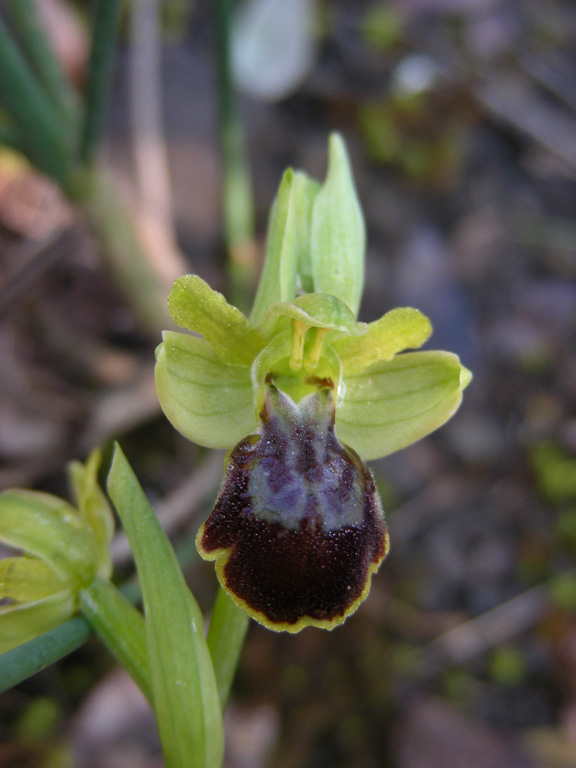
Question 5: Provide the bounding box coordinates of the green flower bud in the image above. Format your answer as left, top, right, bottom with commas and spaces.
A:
0, 450, 114, 652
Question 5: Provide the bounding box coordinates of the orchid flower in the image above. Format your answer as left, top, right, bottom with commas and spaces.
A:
155, 134, 471, 632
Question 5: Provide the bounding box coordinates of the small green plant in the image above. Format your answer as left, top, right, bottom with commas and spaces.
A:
0, 132, 470, 768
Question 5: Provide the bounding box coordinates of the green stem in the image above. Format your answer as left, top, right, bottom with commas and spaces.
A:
0, 616, 91, 694
0, 14, 71, 187
214, 0, 257, 313
79, 576, 152, 703
5, 0, 79, 129
80, 0, 123, 165
207, 588, 250, 706
69, 167, 174, 336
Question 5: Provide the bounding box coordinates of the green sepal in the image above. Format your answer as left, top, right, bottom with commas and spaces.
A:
0, 590, 75, 654
336, 351, 471, 460
0, 557, 67, 602
155, 331, 256, 449
68, 449, 114, 579
168, 275, 266, 366
311, 133, 365, 317
108, 444, 224, 768
251, 169, 320, 325
334, 307, 432, 374
0, 490, 101, 587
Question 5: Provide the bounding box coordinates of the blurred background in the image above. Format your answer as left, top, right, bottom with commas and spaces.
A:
0, 0, 576, 766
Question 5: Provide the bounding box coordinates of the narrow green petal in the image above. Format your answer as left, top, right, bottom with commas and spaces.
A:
334, 307, 432, 374
168, 275, 265, 366
0, 590, 75, 654
251, 169, 320, 325
155, 331, 256, 449
0, 491, 100, 586
0, 558, 67, 601
311, 133, 365, 317
68, 449, 114, 579
336, 351, 467, 460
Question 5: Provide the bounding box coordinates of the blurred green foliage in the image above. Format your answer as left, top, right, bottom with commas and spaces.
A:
549, 573, 576, 613
361, 6, 404, 52
489, 646, 527, 686
531, 443, 576, 505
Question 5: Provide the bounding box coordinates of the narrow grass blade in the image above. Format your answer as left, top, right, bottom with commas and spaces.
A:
80, 0, 123, 165
5, 0, 79, 128
107, 444, 224, 768
0, 15, 71, 186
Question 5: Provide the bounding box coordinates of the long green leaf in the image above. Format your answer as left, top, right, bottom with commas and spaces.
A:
0, 15, 71, 186
5, 0, 79, 128
107, 444, 224, 768
80, 0, 123, 164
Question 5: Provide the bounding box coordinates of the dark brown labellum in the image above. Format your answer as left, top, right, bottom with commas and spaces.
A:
197, 383, 389, 632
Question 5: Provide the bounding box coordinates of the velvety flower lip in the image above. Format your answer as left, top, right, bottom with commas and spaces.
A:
154, 133, 472, 632
197, 382, 389, 632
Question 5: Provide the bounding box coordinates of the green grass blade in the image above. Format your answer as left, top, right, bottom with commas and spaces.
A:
5, 0, 79, 128
79, 576, 152, 703
0, 616, 91, 694
80, 0, 123, 165
0, 15, 72, 186
107, 444, 224, 768
207, 588, 249, 706
0, 121, 24, 153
